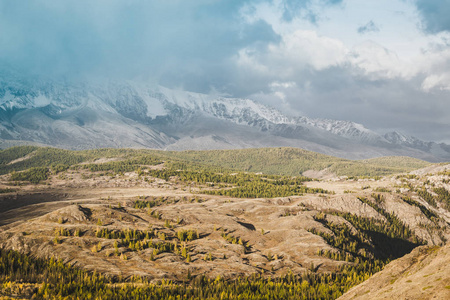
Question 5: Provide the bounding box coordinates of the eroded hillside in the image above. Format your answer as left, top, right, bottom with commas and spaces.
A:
338, 244, 450, 299
0, 147, 449, 299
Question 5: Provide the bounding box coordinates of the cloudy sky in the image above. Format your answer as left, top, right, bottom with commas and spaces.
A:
1, 0, 450, 142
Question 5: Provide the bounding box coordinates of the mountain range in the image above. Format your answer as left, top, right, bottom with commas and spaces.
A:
0, 70, 449, 161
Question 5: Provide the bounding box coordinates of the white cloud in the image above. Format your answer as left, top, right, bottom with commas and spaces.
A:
421, 74, 450, 91
234, 0, 450, 142
414, 44, 450, 91
270, 81, 297, 88
3, 0, 450, 142
347, 41, 417, 80
273, 30, 348, 70
236, 29, 347, 77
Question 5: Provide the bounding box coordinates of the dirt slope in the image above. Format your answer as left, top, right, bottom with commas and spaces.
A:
338, 244, 450, 300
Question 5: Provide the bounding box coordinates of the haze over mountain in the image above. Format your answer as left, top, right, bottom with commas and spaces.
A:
1, 71, 450, 162
1, 0, 450, 148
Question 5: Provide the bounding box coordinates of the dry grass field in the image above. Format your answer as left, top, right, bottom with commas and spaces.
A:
0, 147, 449, 298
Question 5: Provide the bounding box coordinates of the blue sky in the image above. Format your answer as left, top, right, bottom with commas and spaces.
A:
1, 0, 450, 142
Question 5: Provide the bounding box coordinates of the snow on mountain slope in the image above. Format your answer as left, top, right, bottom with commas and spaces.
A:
138, 85, 294, 127
0, 73, 378, 143
296, 117, 385, 144
201, 98, 294, 125
140, 85, 384, 144
141, 85, 381, 142
0, 71, 449, 161
385, 131, 430, 147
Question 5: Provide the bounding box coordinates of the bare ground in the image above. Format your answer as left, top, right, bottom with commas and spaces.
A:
0, 164, 449, 292
338, 244, 450, 300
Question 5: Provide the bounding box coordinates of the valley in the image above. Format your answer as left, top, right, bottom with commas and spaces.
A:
0, 146, 449, 299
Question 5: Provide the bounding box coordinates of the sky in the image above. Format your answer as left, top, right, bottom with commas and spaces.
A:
1, 0, 450, 142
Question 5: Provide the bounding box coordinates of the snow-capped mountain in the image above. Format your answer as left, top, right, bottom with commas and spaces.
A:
295, 117, 387, 144
384, 131, 432, 151
0, 71, 449, 161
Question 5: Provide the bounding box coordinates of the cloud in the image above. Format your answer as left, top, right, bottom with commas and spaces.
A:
280, 0, 343, 22
357, 20, 380, 34
415, 0, 450, 33
0, 0, 345, 89
0, 0, 279, 87
234, 25, 450, 142
347, 41, 415, 80
414, 44, 450, 91
250, 64, 450, 142
422, 74, 450, 91
1, 0, 450, 143
236, 30, 347, 75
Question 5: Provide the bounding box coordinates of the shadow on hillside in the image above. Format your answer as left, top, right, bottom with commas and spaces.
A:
237, 221, 256, 231
0, 192, 69, 213
366, 230, 422, 260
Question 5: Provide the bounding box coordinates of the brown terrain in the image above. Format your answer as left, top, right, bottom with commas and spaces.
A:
338, 244, 450, 300
0, 162, 449, 298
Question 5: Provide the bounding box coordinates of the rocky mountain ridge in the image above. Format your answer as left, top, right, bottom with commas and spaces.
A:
1, 72, 449, 161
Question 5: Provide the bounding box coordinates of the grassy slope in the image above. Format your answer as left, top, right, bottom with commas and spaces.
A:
0, 147, 155, 175
0, 146, 432, 177
362, 156, 433, 169
161, 148, 431, 177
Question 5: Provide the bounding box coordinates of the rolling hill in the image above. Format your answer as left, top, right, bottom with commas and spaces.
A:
0, 145, 449, 299
0, 146, 432, 178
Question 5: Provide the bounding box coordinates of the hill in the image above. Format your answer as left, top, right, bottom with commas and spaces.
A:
0, 145, 448, 299
338, 244, 450, 299
0, 146, 432, 178
160, 148, 431, 177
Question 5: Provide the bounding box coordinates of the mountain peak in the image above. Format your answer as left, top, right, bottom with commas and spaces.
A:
0, 75, 449, 161
385, 131, 420, 144
384, 131, 432, 152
